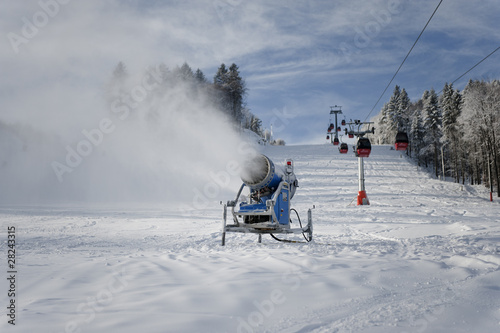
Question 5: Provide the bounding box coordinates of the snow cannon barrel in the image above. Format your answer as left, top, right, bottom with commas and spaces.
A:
241, 154, 282, 192
240, 154, 298, 200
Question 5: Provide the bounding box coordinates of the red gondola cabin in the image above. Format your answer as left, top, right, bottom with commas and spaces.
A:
356, 137, 371, 157
395, 132, 409, 151
339, 142, 348, 154
333, 137, 340, 146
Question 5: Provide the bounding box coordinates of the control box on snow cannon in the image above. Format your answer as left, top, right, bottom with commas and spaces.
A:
221, 154, 313, 245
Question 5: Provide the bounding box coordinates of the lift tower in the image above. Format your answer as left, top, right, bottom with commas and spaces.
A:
345, 120, 375, 205
328, 105, 343, 145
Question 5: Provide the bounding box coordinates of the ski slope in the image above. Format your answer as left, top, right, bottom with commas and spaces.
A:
1, 144, 500, 333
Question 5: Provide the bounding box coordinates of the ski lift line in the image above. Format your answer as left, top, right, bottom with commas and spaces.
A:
363, 0, 444, 122
436, 45, 500, 95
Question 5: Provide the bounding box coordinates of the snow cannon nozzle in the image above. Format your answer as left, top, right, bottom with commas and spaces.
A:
240, 154, 281, 191
240, 154, 297, 199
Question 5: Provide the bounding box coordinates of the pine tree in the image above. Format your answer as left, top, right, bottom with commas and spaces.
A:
112, 61, 128, 81
157, 63, 171, 86
398, 88, 410, 130
422, 89, 442, 177
386, 85, 400, 138
106, 61, 129, 106
178, 62, 194, 81
227, 63, 246, 123
441, 83, 462, 181
213, 63, 246, 124
194, 69, 207, 83
409, 101, 425, 163
375, 102, 390, 144
213, 63, 228, 86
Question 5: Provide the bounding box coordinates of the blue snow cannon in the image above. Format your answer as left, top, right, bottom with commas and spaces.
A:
221, 154, 313, 245
238, 154, 296, 225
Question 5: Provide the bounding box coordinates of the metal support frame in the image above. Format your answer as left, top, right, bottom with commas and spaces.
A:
345, 120, 374, 138
221, 181, 313, 245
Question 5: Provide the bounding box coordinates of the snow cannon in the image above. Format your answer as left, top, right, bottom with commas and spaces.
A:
240, 154, 297, 202
221, 154, 313, 245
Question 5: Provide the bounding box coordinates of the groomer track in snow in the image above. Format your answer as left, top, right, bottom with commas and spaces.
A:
1, 144, 499, 332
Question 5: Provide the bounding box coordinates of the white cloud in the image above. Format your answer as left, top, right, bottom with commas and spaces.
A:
0, 0, 498, 147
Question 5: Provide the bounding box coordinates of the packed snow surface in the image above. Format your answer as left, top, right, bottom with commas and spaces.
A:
1, 144, 500, 332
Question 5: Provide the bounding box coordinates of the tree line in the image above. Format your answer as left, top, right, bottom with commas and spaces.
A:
107, 61, 263, 135
371, 80, 500, 196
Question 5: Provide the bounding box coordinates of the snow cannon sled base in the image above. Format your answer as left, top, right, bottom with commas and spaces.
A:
221, 154, 313, 246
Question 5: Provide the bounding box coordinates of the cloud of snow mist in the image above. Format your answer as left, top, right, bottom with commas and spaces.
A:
0, 66, 255, 206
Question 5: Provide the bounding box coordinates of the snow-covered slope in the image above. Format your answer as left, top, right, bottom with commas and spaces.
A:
1, 144, 500, 332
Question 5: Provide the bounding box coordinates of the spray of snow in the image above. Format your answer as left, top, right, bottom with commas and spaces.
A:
0, 67, 254, 206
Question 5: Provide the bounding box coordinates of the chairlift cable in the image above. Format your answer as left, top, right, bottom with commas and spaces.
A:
363, 0, 444, 122
437, 45, 500, 95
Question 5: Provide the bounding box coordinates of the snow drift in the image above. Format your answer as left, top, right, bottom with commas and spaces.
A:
1, 144, 499, 332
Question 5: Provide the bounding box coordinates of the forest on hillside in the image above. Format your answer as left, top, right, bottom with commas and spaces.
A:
371, 80, 500, 196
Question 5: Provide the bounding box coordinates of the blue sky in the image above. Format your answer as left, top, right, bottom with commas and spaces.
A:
1, 0, 500, 144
